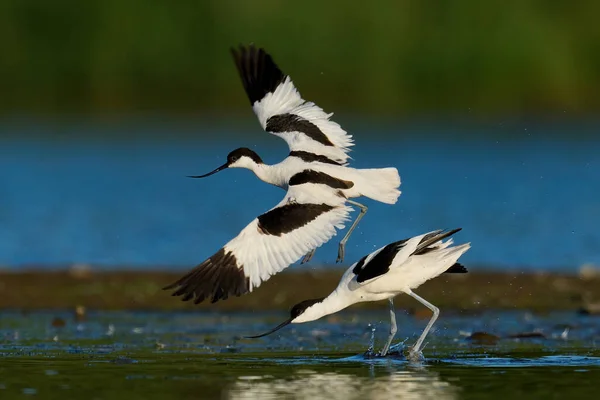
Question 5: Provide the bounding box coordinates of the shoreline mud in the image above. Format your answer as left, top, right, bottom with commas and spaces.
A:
1, 268, 598, 312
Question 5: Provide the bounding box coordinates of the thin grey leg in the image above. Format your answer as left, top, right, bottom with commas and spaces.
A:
300, 248, 316, 264
407, 290, 440, 358
379, 298, 397, 356
337, 200, 368, 263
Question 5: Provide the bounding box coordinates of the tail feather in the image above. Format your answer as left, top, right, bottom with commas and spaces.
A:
404, 242, 471, 290
429, 243, 471, 280
357, 167, 401, 204
444, 262, 468, 274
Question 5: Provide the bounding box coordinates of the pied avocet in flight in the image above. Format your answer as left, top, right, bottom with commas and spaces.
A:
164, 182, 354, 304
163, 45, 401, 305
187, 44, 401, 264
246, 228, 471, 361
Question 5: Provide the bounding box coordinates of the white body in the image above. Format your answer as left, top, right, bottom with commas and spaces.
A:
293, 233, 471, 323
225, 184, 353, 290
166, 45, 402, 305
233, 50, 401, 205
232, 155, 401, 205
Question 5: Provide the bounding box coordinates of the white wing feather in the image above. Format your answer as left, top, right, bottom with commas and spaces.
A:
253, 77, 354, 164
224, 184, 352, 291
231, 45, 354, 165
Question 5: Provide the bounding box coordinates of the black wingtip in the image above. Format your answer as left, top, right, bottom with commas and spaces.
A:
442, 227, 462, 237
418, 228, 462, 248
445, 262, 468, 274
230, 44, 287, 105
163, 248, 250, 305
412, 228, 463, 256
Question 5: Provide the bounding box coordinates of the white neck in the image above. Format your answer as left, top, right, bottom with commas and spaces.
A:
293, 291, 351, 323
251, 163, 286, 188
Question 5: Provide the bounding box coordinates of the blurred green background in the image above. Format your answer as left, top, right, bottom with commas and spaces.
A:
1, 0, 598, 118
1, 1, 599, 271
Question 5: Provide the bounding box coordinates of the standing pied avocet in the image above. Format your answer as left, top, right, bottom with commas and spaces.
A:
164, 182, 354, 304
189, 44, 401, 264
246, 228, 471, 361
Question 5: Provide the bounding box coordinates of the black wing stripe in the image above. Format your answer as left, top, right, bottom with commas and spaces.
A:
289, 170, 354, 189
355, 239, 408, 283
352, 254, 369, 275
266, 114, 334, 146
257, 203, 334, 236
289, 151, 342, 165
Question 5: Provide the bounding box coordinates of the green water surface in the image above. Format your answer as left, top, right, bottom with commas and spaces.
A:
1, 310, 599, 399
2, 351, 599, 399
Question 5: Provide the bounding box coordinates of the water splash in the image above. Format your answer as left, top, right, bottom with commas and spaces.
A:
363, 324, 377, 357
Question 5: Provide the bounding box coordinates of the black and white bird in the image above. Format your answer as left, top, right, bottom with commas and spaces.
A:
164, 182, 353, 304
163, 45, 401, 305
246, 228, 471, 361
188, 44, 401, 264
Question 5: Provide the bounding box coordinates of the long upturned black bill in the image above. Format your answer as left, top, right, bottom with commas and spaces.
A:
245, 318, 292, 339
187, 163, 229, 178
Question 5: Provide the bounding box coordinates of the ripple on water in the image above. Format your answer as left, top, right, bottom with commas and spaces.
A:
1, 309, 599, 363
444, 355, 600, 368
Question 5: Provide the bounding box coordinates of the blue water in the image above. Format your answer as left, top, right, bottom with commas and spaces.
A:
1, 309, 599, 355
0, 121, 599, 270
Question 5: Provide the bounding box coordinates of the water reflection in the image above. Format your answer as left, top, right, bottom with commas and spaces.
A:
228, 368, 458, 400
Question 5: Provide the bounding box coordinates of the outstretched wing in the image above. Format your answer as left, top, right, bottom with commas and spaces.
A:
164, 184, 352, 304
231, 44, 354, 165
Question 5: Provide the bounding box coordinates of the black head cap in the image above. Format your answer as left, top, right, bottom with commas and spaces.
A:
188, 147, 263, 179
290, 298, 325, 319
227, 147, 263, 165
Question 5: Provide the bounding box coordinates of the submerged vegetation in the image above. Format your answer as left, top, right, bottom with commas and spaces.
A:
1, 1, 598, 117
